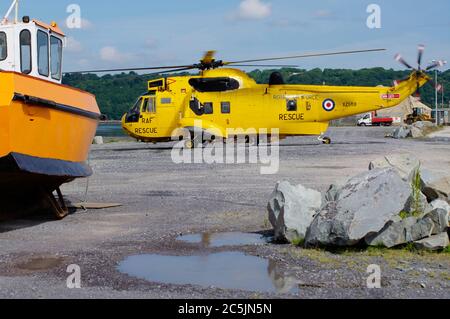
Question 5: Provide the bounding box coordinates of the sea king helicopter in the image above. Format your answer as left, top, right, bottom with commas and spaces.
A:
78, 46, 445, 148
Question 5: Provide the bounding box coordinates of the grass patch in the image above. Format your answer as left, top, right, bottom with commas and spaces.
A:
443, 245, 450, 254
290, 237, 305, 247
283, 247, 339, 265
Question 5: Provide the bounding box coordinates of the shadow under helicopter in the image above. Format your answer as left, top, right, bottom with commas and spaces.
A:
108, 140, 387, 153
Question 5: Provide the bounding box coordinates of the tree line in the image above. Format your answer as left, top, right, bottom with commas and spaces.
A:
63, 68, 450, 120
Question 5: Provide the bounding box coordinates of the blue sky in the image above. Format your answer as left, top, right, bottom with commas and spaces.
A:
6, 0, 450, 72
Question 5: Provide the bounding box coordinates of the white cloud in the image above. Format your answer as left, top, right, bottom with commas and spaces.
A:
313, 10, 333, 19
66, 37, 83, 53
81, 18, 94, 29
144, 37, 158, 49
100, 46, 130, 63
236, 0, 271, 20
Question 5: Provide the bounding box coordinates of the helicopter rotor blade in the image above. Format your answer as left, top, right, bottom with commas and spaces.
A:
144, 66, 197, 77
63, 65, 196, 75
394, 54, 414, 69
426, 60, 446, 71
417, 44, 425, 70
223, 48, 386, 65
229, 64, 300, 67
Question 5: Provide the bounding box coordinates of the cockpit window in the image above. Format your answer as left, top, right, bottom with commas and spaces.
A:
0, 32, 7, 61
20, 30, 32, 74
37, 30, 49, 77
50, 36, 63, 80
188, 77, 240, 92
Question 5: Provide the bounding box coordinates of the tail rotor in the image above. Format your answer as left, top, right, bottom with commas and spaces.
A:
394, 45, 447, 98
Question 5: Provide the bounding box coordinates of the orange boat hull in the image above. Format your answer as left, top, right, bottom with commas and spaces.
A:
0, 71, 100, 191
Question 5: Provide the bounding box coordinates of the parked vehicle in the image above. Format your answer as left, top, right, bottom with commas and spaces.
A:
357, 112, 394, 127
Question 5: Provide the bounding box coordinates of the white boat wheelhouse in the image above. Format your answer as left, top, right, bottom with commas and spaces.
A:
0, 2, 66, 84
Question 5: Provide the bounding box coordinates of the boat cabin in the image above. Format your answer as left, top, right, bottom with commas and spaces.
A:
0, 16, 65, 84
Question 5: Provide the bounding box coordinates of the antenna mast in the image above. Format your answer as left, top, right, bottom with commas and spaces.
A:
2, 0, 19, 25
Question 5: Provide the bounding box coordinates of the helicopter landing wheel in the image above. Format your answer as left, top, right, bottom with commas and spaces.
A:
319, 136, 331, 145
184, 139, 195, 149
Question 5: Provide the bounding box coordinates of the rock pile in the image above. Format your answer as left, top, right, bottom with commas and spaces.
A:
390, 121, 436, 139
267, 154, 450, 251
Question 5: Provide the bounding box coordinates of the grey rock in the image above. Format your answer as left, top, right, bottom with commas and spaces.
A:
428, 200, 450, 223
410, 127, 424, 138
412, 121, 435, 130
366, 217, 419, 248
366, 209, 448, 248
392, 126, 411, 139
323, 184, 340, 203
305, 168, 411, 247
404, 191, 430, 216
424, 209, 449, 235
420, 170, 450, 202
369, 154, 421, 180
268, 181, 322, 243
93, 136, 104, 145
414, 233, 449, 251
429, 199, 450, 213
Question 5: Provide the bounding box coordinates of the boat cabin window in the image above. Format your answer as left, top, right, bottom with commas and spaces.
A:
37, 30, 49, 77
20, 30, 32, 74
0, 32, 7, 61
50, 36, 63, 80
188, 77, 240, 92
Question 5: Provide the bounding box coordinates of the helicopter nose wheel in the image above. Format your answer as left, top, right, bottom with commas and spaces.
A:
318, 135, 332, 145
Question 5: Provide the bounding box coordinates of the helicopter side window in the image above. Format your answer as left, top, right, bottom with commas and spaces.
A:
50, 36, 63, 80
148, 97, 156, 113
221, 102, 231, 114
141, 98, 149, 112
204, 102, 213, 115
125, 97, 143, 123
37, 30, 49, 77
190, 98, 204, 116
20, 30, 32, 74
287, 100, 297, 112
0, 32, 7, 61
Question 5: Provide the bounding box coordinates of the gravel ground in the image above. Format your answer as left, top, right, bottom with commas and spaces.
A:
0, 127, 449, 299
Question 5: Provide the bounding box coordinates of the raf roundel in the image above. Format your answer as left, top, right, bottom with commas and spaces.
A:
322, 99, 336, 112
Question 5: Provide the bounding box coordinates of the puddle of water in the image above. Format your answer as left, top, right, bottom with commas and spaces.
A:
177, 232, 271, 247
16, 257, 64, 271
118, 252, 299, 294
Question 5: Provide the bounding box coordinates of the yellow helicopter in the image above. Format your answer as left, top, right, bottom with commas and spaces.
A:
79, 46, 444, 147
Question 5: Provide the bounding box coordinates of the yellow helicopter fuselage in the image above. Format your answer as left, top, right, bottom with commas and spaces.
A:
121, 68, 430, 142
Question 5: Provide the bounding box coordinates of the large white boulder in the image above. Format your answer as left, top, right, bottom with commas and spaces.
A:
369, 154, 421, 180
305, 168, 411, 247
268, 181, 322, 243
